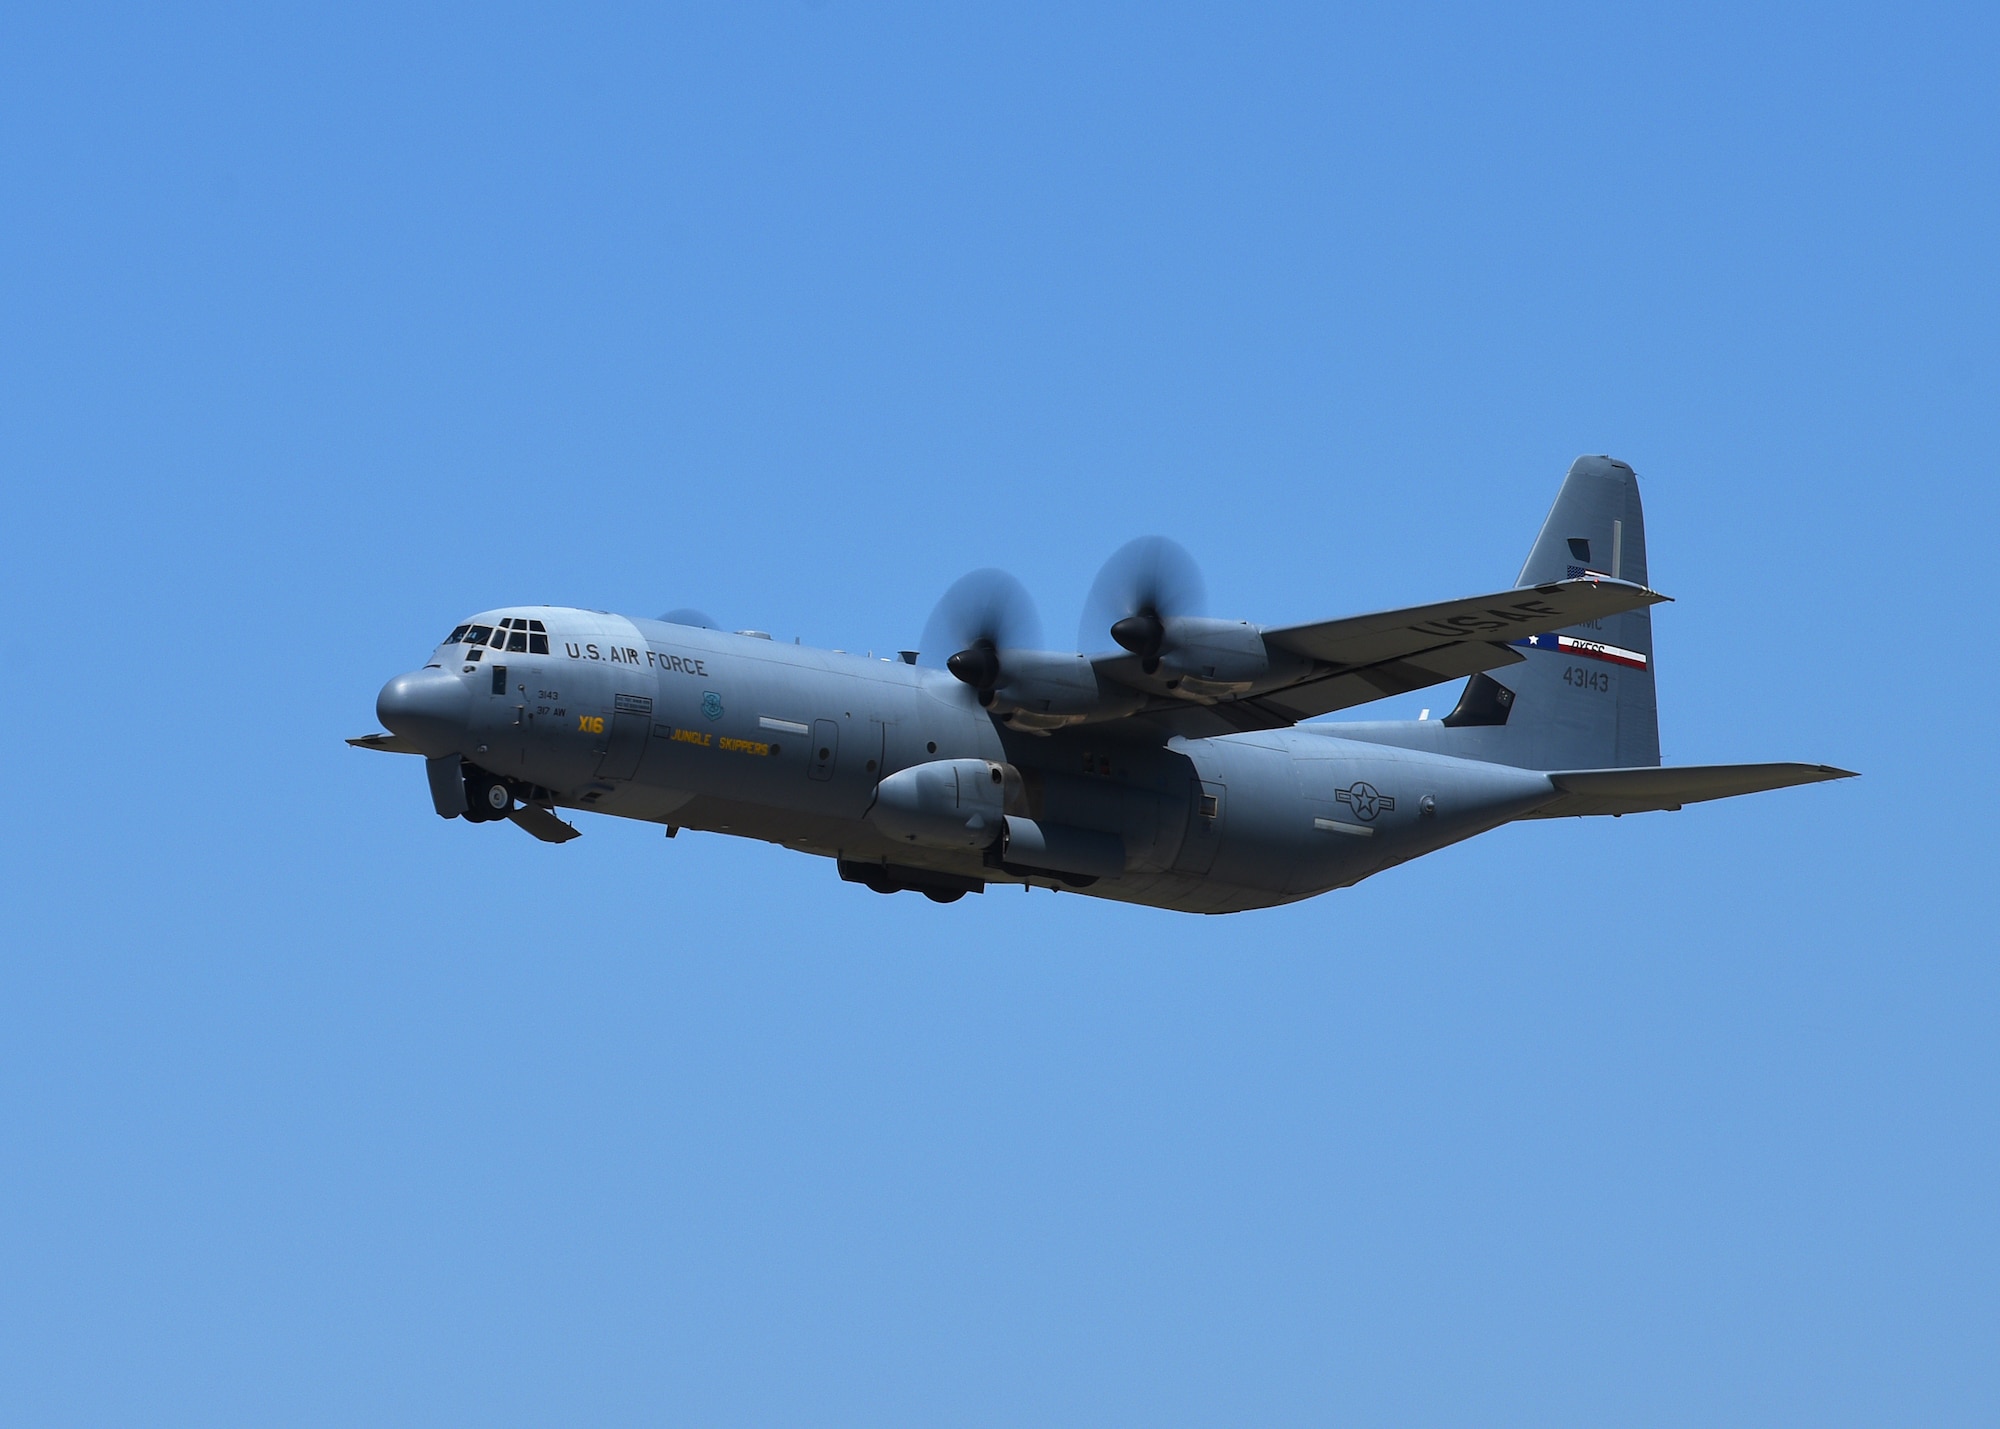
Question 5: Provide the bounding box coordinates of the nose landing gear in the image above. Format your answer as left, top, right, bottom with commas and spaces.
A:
452, 765, 579, 842
460, 764, 566, 831
462, 768, 514, 821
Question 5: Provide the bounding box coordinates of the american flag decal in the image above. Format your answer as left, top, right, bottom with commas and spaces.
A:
1512, 631, 1648, 670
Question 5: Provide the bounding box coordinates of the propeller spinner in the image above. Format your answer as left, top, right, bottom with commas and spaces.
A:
919, 568, 1044, 699
1079, 536, 1207, 673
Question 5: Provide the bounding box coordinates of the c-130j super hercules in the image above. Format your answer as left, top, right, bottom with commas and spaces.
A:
354, 457, 1852, 913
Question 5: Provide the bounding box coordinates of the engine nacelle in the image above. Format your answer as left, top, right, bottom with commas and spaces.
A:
988, 649, 1107, 719
869, 758, 1020, 849
964, 649, 1143, 730
1157, 616, 1311, 696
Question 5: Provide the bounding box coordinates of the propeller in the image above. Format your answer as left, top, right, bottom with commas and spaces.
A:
658, 608, 719, 629
1078, 536, 1207, 672
919, 568, 1043, 696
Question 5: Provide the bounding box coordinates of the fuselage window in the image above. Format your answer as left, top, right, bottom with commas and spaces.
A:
448, 624, 471, 644
465, 625, 494, 647
526, 618, 549, 655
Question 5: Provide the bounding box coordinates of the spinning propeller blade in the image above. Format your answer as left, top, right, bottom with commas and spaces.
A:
919, 568, 1043, 691
1079, 536, 1207, 671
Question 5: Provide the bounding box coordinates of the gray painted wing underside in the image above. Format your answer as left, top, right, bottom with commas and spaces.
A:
1104, 578, 1668, 738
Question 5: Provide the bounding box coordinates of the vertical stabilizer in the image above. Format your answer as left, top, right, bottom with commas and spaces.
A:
1477, 454, 1659, 767
1335, 456, 1661, 770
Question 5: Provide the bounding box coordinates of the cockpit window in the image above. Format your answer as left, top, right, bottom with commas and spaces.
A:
485, 616, 550, 655
436, 618, 553, 654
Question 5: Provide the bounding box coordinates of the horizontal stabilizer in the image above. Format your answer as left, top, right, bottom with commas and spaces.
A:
348, 731, 425, 755
508, 804, 582, 843
1526, 763, 1857, 818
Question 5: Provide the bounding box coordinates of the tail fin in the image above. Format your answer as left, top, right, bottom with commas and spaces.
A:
1435, 456, 1660, 769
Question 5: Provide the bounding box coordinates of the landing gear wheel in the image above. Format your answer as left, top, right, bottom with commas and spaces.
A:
924, 890, 965, 904
462, 770, 511, 821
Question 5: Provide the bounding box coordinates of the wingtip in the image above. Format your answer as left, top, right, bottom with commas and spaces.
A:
1616, 578, 1671, 604
1536, 576, 1671, 604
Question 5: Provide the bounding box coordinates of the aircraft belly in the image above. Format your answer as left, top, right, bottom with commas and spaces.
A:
661, 797, 873, 852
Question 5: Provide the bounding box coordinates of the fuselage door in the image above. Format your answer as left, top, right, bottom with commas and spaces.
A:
596, 693, 654, 780
808, 719, 839, 781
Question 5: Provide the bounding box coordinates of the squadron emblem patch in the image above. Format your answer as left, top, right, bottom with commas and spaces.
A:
701, 691, 724, 721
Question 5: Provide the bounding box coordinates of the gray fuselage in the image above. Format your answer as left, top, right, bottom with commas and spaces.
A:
387, 606, 1563, 914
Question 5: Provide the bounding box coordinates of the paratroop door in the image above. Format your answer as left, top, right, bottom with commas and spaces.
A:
596, 693, 653, 780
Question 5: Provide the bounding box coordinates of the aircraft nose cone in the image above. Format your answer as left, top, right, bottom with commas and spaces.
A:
377, 669, 471, 755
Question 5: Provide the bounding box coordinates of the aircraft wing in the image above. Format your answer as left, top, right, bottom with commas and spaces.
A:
1101, 578, 1668, 736
1262, 578, 1664, 666
1522, 763, 1857, 818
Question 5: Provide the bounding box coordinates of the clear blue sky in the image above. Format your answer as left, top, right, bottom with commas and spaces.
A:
5, 5, 1995, 1425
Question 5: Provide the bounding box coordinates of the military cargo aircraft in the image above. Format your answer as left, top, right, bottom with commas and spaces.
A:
354, 457, 1851, 913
